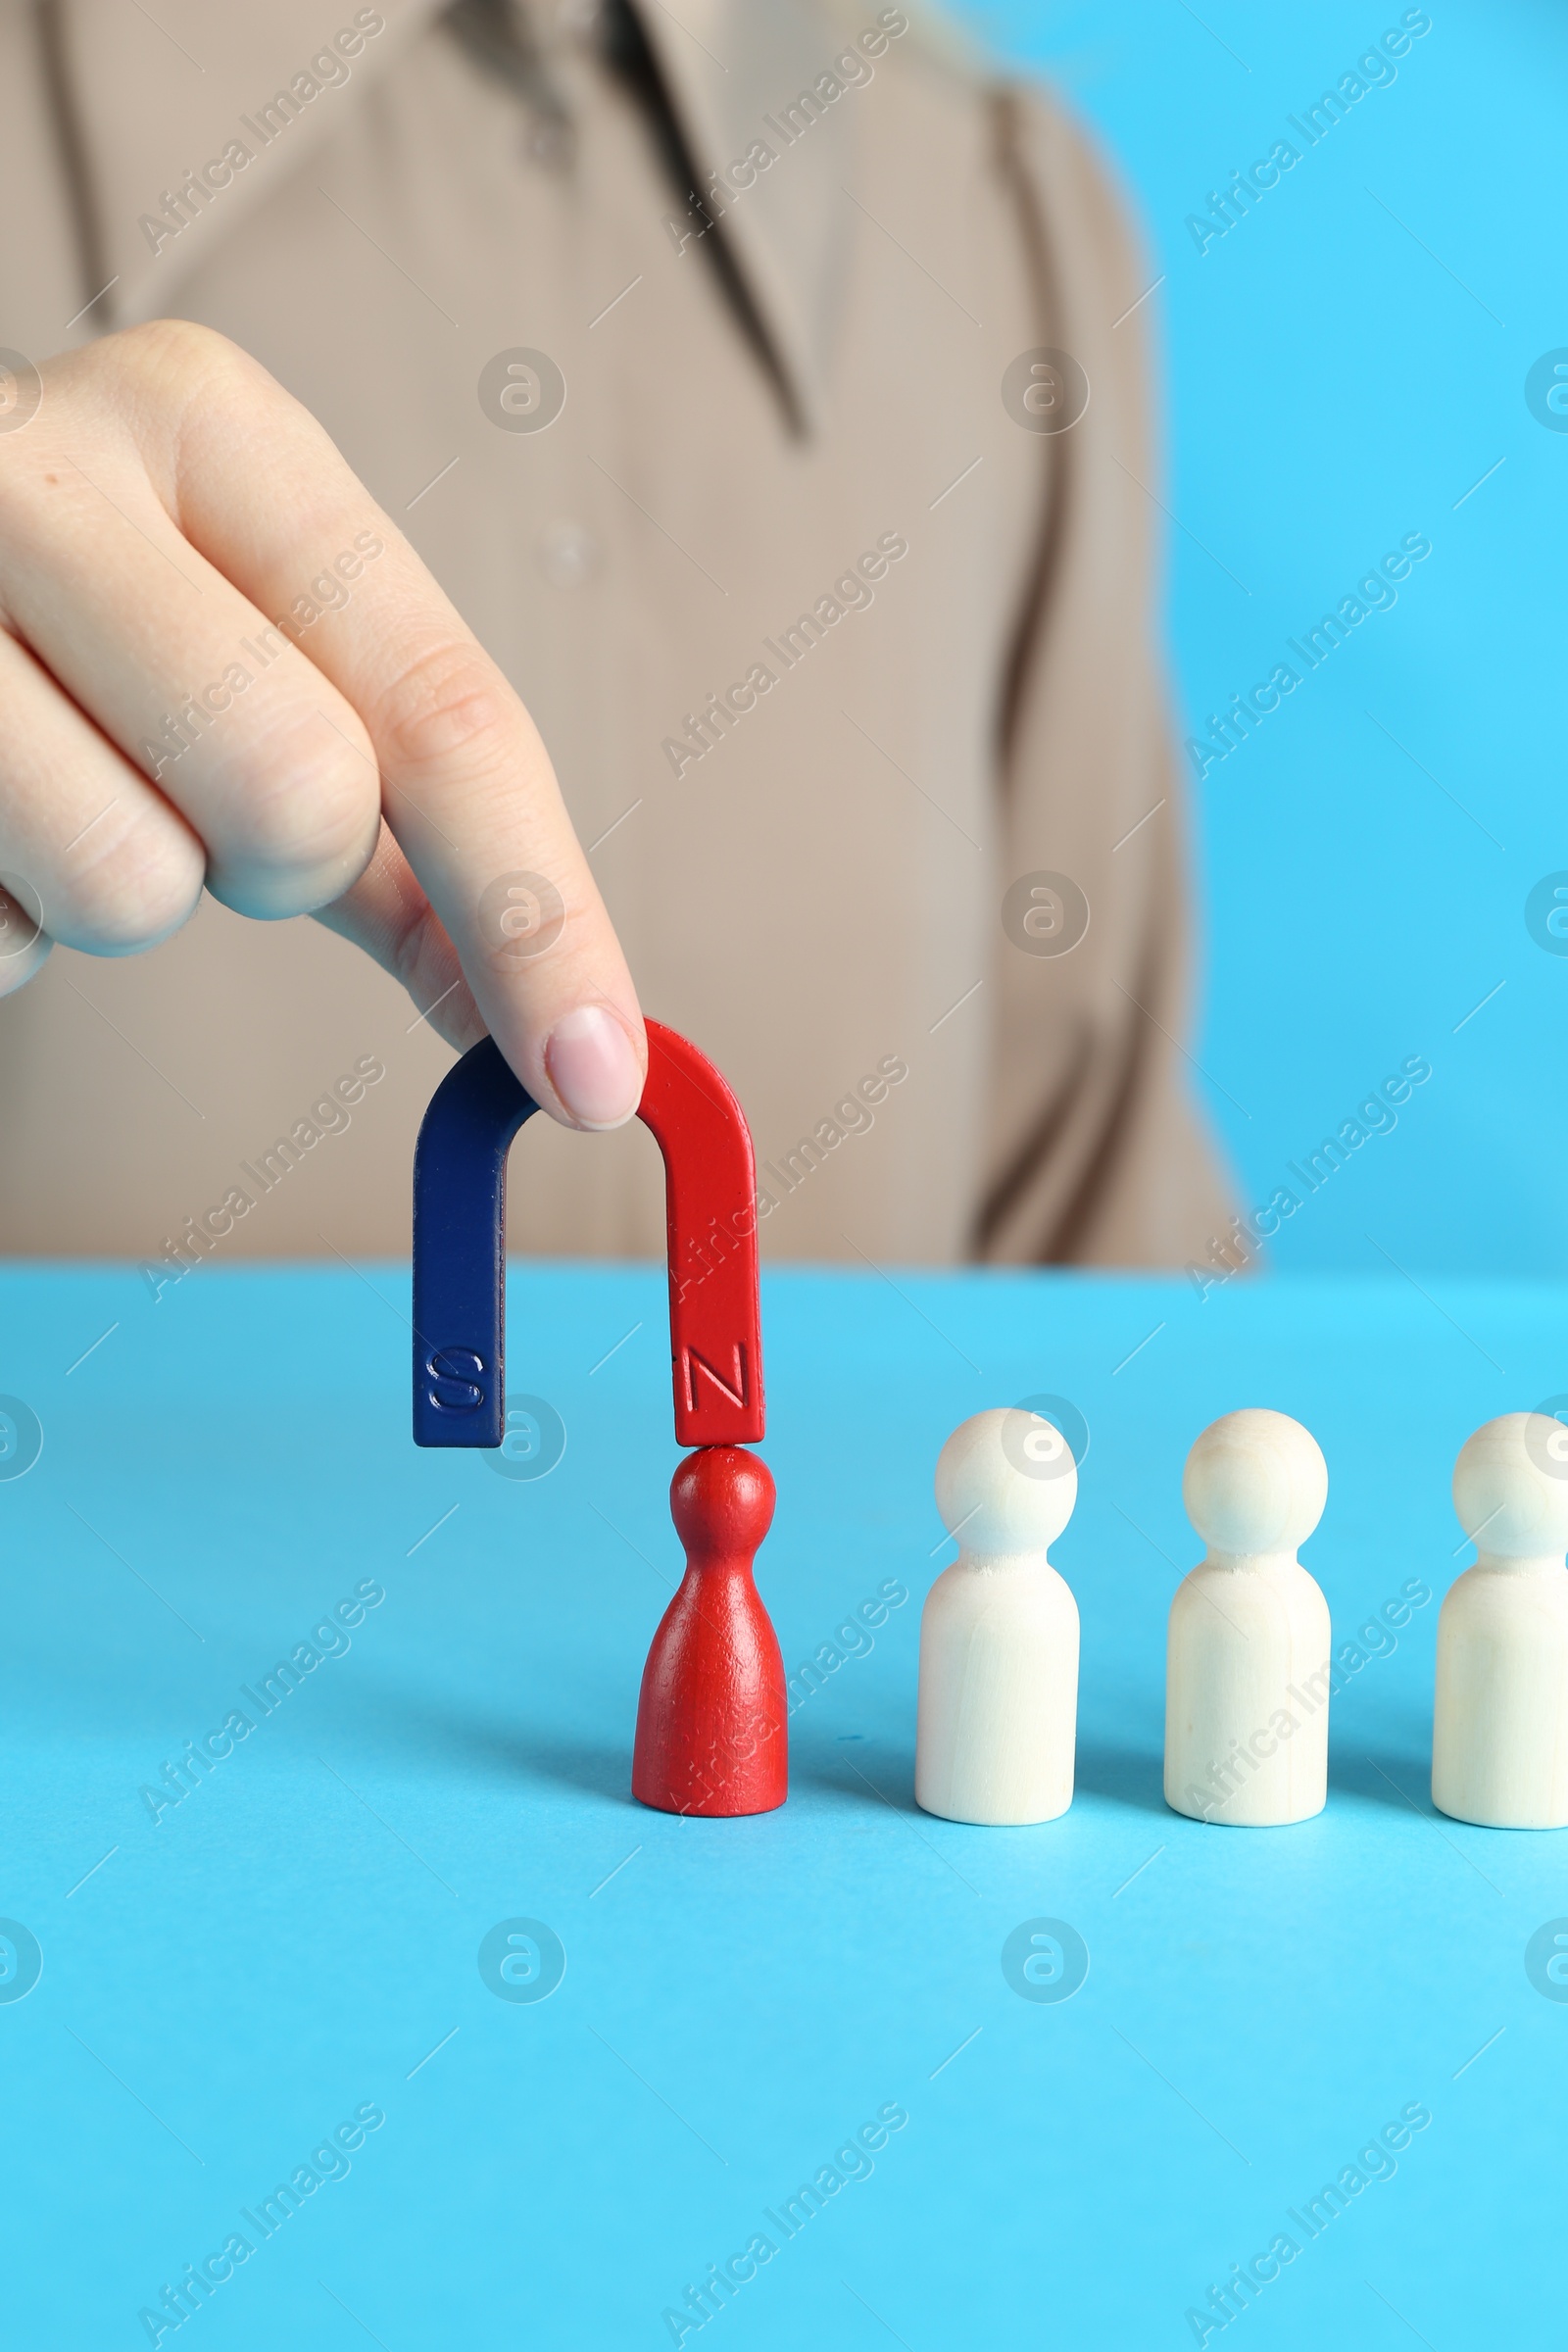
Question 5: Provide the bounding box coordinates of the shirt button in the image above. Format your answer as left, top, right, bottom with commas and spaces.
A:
522, 113, 575, 171
535, 518, 602, 587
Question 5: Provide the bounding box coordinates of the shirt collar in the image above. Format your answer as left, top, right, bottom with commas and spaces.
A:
60, 0, 853, 424
628, 0, 858, 428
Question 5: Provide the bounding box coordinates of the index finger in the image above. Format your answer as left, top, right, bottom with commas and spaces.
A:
146, 324, 645, 1128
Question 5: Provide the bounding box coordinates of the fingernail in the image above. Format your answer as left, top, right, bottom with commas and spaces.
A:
546, 1005, 643, 1128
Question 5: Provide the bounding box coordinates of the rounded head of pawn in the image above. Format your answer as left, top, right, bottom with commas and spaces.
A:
1454, 1413, 1568, 1560
935, 1407, 1077, 1556
670, 1445, 775, 1556
1183, 1408, 1327, 1559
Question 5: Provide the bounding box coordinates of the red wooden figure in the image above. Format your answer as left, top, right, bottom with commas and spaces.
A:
632, 1446, 788, 1817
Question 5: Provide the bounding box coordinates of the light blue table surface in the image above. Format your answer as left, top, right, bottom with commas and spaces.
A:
1, 1261, 1561, 2349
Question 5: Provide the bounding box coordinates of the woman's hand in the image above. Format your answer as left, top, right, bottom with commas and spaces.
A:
0, 320, 645, 1128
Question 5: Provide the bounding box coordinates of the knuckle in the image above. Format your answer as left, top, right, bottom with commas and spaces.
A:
214, 710, 379, 878
112, 318, 245, 393
191, 709, 379, 918
375, 642, 511, 776
63, 810, 204, 949
71, 322, 258, 476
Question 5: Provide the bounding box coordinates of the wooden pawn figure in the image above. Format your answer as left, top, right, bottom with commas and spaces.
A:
915, 1407, 1079, 1825
632, 1447, 787, 1818
1164, 1408, 1331, 1827
1432, 1412, 1568, 1829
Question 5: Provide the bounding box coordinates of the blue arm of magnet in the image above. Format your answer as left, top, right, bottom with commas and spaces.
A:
413, 1038, 538, 1446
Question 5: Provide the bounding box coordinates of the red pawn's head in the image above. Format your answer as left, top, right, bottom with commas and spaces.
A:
670, 1445, 775, 1560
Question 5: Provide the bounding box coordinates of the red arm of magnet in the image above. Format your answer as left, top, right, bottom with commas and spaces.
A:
639, 1023, 765, 1446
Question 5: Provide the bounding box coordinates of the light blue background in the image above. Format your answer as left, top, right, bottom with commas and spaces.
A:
948, 0, 1568, 1274
2, 1263, 1563, 2347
